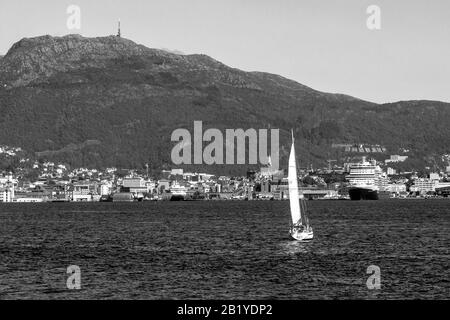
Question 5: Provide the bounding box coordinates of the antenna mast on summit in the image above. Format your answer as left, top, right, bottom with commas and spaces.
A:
117, 19, 121, 37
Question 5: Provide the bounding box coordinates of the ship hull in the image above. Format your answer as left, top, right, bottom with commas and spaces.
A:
290, 231, 314, 241
170, 194, 186, 201
348, 187, 379, 200
289, 227, 314, 241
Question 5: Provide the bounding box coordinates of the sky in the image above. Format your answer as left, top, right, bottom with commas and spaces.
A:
0, 0, 449, 103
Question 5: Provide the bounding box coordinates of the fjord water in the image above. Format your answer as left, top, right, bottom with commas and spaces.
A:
0, 200, 448, 299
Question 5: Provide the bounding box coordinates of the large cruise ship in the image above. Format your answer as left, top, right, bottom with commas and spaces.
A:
346, 157, 389, 200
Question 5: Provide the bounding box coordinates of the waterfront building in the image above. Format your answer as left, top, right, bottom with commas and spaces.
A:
388, 183, 407, 193
157, 179, 171, 193
171, 169, 184, 176
14, 197, 43, 203
0, 177, 15, 202
183, 172, 196, 181
0, 187, 13, 202
377, 172, 390, 191
435, 182, 450, 190
146, 180, 157, 194
429, 173, 440, 181
70, 183, 98, 201
261, 180, 271, 193
412, 178, 437, 193
436, 185, 450, 197
161, 170, 171, 179
387, 167, 397, 176
99, 183, 112, 196
122, 178, 148, 194
197, 173, 214, 182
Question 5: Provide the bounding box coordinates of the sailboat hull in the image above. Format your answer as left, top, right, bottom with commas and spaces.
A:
289, 229, 314, 241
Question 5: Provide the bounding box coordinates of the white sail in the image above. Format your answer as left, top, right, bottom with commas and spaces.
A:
288, 137, 301, 225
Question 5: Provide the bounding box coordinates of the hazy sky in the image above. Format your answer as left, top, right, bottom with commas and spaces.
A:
0, 0, 449, 103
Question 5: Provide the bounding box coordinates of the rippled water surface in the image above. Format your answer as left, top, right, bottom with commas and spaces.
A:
0, 200, 448, 299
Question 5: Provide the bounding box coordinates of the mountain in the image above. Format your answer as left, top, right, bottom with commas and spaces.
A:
0, 34, 449, 174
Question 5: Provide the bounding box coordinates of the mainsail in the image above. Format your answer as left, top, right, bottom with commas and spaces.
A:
288, 134, 301, 225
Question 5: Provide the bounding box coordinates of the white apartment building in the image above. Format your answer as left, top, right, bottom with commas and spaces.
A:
0, 187, 14, 202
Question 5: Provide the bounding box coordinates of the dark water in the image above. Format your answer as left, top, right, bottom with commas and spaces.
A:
0, 200, 448, 299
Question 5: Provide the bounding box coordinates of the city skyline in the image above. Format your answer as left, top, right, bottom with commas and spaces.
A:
0, 0, 449, 104
0, 0, 448, 303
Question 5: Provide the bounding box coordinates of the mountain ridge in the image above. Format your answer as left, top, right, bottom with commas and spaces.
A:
0, 34, 448, 174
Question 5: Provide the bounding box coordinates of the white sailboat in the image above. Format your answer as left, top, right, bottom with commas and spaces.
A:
288, 131, 314, 241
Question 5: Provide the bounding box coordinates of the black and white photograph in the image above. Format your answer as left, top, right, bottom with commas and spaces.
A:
0, 0, 448, 310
